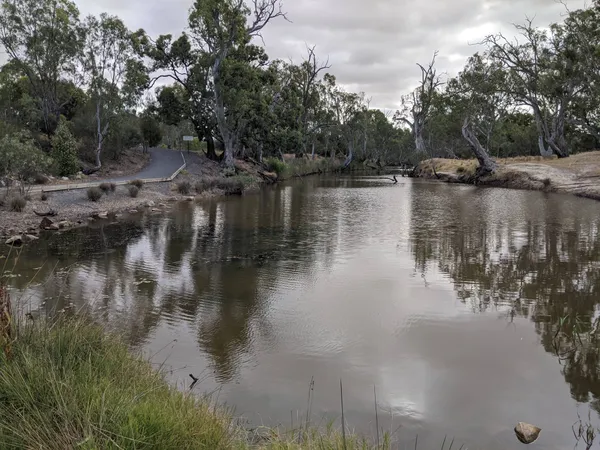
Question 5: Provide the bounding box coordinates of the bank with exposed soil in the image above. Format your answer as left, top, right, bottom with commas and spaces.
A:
415, 151, 600, 201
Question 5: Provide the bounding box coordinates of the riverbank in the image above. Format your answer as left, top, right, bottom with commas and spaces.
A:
415, 151, 600, 201
0, 313, 386, 449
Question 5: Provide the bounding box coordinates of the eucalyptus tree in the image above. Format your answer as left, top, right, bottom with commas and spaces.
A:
395, 52, 445, 158
81, 14, 147, 170
0, 0, 84, 134
483, 19, 585, 158
188, 0, 286, 167
144, 33, 219, 159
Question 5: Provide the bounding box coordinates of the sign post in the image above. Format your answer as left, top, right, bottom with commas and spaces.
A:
183, 136, 193, 153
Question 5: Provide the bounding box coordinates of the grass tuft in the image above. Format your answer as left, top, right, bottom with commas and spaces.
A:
9, 195, 27, 212
128, 185, 140, 198
129, 179, 144, 189
86, 187, 103, 202
0, 318, 240, 449
176, 181, 192, 195
99, 182, 116, 193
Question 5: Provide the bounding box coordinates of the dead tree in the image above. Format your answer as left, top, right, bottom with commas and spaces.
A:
462, 117, 497, 177
396, 52, 445, 157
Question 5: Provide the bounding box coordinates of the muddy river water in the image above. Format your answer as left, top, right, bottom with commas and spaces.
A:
4, 174, 600, 449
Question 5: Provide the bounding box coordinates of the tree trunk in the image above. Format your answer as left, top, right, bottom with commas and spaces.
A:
343, 141, 353, 167
205, 131, 218, 161
538, 136, 552, 157
311, 142, 315, 160
414, 121, 426, 155
95, 101, 104, 169
462, 118, 497, 177
212, 54, 235, 167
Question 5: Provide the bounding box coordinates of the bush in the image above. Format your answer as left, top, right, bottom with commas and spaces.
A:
0, 132, 53, 182
41, 192, 48, 202
265, 157, 288, 176
52, 117, 80, 177
129, 179, 144, 189
128, 185, 139, 198
176, 181, 191, 195
99, 182, 116, 193
219, 178, 245, 196
87, 187, 103, 202
34, 173, 49, 185
9, 195, 27, 212
195, 178, 217, 193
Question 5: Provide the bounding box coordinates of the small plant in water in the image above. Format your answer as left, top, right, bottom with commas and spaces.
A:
87, 187, 103, 202
128, 185, 139, 198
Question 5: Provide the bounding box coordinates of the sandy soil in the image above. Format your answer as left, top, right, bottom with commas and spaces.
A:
416, 151, 600, 201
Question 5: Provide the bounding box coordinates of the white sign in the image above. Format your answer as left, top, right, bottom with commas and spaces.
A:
182, 136, 194, 142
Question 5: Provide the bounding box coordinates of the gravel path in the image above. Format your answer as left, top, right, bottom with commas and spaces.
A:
101, 148, 185, 183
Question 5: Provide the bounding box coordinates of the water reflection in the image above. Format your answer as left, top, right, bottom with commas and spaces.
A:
4, 176, 600, 449
409, 184, 600, 408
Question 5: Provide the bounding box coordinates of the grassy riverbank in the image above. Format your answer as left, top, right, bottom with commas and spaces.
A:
416, 151, 600, 201
0, 312, 390, 449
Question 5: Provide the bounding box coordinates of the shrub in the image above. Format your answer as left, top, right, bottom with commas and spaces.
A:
9, 195, 27, 212
34, 173, 49, 185
221, 166, 236, 178
52, 117, 80, 177
265, 157, 287, 176
99, 182, 116, 193
87, 187, 103, 202
128, 185, 139, 198
176, 181, 191, 195
194, 178, 218, 193
129, 179, 144, 189
219, 178, 245, 196
0, 132, 53, 182
40, 192, 48, 202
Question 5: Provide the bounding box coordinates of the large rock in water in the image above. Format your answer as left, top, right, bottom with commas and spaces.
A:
39, 217, 53, 230
5, 236, 23, 247
515, 422, 541, 444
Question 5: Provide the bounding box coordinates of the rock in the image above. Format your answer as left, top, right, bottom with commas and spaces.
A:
151, 208, 160, 213
61, 176, 69, 181
186, 196, 195, 202
145, 201, 155, 207
23, 234, 39, 242
128, 209, 139, 214
97, 212, 108, 219
158, 203, 166, 208
114, 214, 122, 219
77, 220, 83, 224
58, 220, 72, 229
75, 172, 83, 180
515, 422, 541, 444
45, 224, 59, 231
5, 236, 23, 246
39, 217, 53, 230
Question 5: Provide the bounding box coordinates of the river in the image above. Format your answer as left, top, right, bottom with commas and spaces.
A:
3, 174, 600, 449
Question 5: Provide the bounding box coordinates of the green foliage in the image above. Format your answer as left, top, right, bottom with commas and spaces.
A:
264, 157, 287, 176
86, 187, 103, 202
0, 131, 53, 181
9, 195, 27, 212
176, 180, 191, 195
128, 185, 139, 197
0, 319, 239, 449
129, 179, 144, 189
52, 117, 80, 176
140, 116, 162, 148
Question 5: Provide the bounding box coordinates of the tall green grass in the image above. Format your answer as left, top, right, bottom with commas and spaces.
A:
0, 318, 240, 449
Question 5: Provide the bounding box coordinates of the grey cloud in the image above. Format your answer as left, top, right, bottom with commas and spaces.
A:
75, 0, 586, 109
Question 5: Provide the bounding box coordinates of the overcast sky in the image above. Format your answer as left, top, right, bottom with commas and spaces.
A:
78, 0, 586, 110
